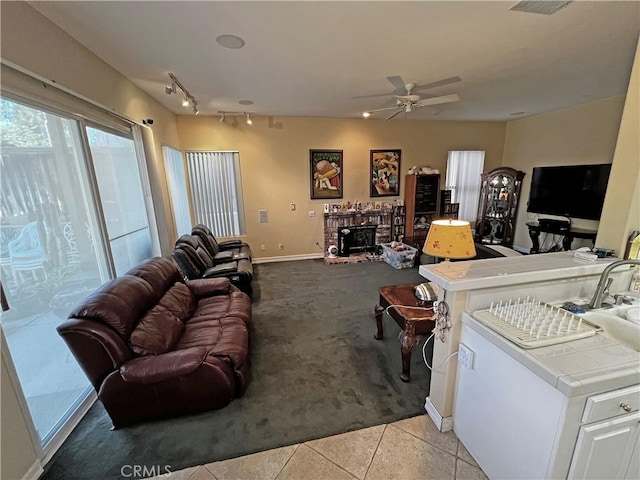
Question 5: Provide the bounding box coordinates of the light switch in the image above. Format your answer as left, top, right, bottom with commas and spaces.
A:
259, 209, 268, 223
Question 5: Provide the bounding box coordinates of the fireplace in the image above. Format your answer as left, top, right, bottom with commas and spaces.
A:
338, 225, 378, 256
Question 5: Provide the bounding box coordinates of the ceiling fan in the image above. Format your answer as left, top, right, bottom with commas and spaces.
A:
358, 76, 461, 120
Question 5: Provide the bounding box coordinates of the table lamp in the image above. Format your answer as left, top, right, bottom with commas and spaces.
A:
423, 219, 476, 262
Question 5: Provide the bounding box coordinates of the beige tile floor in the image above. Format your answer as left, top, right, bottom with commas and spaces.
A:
146, 414, 487, 480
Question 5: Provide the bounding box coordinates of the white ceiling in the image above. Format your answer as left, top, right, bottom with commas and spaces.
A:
29, 1, 640, 122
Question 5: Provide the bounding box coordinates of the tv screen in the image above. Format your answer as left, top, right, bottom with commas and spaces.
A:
527, 164, 611, 221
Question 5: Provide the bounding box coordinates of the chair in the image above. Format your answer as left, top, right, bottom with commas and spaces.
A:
191, 224, 252, 261
8, 222, 47, 282
172, 235, 253, 296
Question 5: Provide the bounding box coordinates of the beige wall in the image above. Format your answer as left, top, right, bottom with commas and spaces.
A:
177, 116, 507, 258
502, 96, 626, 250
1, 354, 39, 480
598, 39, 640, 256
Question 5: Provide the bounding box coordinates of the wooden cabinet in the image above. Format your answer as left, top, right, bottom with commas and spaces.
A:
404, 174, 440, 244
475, 167, 524, 247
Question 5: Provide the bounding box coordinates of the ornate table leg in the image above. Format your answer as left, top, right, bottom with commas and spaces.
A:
528, 227, 540, 253
374, 304, 384, 340
399, 322, 418, 382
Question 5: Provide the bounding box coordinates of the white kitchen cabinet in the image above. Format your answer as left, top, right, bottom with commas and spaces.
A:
454, 314, 640, 479
568, 412, 640, 479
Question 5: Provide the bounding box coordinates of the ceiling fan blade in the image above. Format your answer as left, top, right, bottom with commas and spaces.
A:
351, 91, 397, 100
366, 105, 404, 113
384, 109, 404, 121
416, 94, 460, 108
412, 76, 462, 92
386, 76, 408, 95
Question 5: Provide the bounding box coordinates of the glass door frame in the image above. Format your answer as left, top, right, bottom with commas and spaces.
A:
0, 90, 155, 463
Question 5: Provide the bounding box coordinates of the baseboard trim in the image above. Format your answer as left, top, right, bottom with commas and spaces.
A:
253, 253, 324, 264
424, 396, 454, 432
21, 459, 43, 480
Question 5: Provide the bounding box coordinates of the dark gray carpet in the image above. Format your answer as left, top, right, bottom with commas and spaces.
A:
42, 259, 433, 479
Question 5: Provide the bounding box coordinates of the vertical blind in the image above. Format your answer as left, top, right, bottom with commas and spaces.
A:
186, 151, 246, 237
445, 151, 485, 224
162, 145, 192, 236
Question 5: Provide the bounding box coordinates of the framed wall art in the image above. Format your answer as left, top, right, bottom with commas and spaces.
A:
370, 149, 401, 197
310, 149, 343, 199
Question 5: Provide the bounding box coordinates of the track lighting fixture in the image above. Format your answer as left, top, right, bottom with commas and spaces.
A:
165, 73, 199, 114
218, 111, 254, 125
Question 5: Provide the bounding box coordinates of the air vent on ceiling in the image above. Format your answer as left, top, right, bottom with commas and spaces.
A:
510, 1, 572, 15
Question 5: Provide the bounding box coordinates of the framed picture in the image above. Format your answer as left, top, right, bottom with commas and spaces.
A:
310, 150, 343, 199
370, 149, 401, 197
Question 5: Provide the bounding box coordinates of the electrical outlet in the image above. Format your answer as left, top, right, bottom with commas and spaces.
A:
290, 201, 296, 211
458, 343, 474, 369
309, 210, 315, 217
260, 244, 266, 251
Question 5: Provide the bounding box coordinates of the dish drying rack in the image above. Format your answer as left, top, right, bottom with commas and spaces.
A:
473, 297, 601, 349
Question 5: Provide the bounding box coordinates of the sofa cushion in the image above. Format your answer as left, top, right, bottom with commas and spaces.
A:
69, 275, 157, 338
177, 321, 248, 369
125, 257, 181, 295
158, 282, 196, 322
189, 293, 251, 325
130, 305, 183, 356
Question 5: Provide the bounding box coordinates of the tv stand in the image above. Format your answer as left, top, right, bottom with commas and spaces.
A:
526, 222, 597, 253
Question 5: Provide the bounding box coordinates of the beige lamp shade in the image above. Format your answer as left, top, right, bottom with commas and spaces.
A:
423, 219, 476, 260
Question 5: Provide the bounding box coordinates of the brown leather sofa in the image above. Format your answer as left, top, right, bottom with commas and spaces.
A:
57, 257, 251, 428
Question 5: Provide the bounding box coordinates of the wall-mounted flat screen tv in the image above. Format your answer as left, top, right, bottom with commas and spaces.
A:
527, 164, 612, 221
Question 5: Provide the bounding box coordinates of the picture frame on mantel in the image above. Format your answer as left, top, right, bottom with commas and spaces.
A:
310, 149, 343, 199
370, 149, 401, 197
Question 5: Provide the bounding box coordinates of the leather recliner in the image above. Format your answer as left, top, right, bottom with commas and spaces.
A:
191, 223, 252, 262
56, 257, 252, 428
172, 234, 253, 295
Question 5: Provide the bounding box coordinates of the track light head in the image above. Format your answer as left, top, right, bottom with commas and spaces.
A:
193, 105, 200, 115
165, 82, 176, 95
219, 113, 226, 123
245, 112, 253, 125
182, 97, 190, 107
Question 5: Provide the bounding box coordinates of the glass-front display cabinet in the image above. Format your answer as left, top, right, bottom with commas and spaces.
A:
475, 167, 525, 247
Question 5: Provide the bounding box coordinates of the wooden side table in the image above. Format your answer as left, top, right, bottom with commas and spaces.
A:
374, 284, 436, 382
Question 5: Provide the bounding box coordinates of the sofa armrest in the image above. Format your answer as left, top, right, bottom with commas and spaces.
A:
186, 277, 232, 297
218, 239, 243, 248
119, 347, 208, 384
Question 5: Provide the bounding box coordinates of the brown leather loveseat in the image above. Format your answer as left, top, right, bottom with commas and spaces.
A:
57, 257, 251, 428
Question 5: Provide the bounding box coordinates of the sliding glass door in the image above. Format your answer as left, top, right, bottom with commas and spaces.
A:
0, 97, 154, 448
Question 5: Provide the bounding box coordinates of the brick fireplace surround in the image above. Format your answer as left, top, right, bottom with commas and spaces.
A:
324, 210, 392, 264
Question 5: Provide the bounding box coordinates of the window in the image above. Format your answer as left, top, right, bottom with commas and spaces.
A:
445, 151, 485, 224
162, 145, 192, 236
87, 126, 152, 275
186, 151, 246, 237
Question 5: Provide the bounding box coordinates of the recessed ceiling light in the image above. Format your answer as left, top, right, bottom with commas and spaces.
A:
216, 34, 246, 49
238, 100, 254, 106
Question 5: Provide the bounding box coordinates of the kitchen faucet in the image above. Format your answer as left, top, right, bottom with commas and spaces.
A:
588, 259, 640, 309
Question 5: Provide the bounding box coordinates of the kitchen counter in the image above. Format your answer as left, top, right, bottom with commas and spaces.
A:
419, 251, 617, 292
462, 311, 640, 396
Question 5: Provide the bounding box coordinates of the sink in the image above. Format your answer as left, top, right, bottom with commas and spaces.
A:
582, 311, 640, 351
